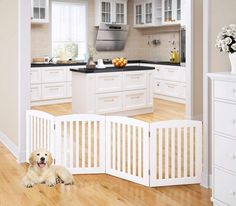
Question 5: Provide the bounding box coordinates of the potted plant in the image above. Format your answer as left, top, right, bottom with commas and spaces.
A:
216, 24, 236, 73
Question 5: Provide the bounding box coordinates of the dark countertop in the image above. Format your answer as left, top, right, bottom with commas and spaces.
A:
70, 65, 155, 73
31, 60, 181, 67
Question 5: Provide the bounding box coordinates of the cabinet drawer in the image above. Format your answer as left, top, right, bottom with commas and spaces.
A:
214, 168, 236, 206
67, 68, 72, 82
215, 135, 236, 172
155, 80, 186, 99
156, 66, 185, 82
123, 90, 146, 110
42, 67, 67, 83
96, 92, 122, 114
30, 85, 41, 101
214, 81, 236, 102
42, 83, 67, 100
96, 73, 123, 93
123, 71, 146, 90
67, 82, 72, 97
214, 101, 236, 137
31, 68, 41, 84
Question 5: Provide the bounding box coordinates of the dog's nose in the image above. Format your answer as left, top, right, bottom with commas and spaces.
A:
40, 157, 45, 162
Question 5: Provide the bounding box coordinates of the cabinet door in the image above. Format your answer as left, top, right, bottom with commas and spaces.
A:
31, 0, 49, 23
134, 1, 144, 26
101, 1, 112, 24
144, 1, 153, 24
114, 0, 127, 24
163, 0, 173, 23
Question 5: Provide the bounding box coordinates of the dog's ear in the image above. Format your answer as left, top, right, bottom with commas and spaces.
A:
47, 152, 53, 166
29, 152, 36, 166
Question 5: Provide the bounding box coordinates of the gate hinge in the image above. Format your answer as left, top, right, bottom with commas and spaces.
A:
54, 159, 56, 164
54, 124, 56, 130
148, 131, 151, 137
148, 169, 150, 175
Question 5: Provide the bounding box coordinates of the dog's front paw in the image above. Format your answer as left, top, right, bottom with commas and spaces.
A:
46, 180, 56, 187
23, 181, 34, 188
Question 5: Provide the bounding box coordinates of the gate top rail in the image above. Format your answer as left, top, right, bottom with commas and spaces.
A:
150, 120, 202, 128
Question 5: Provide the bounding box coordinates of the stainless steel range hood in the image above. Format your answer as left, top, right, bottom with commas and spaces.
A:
95, 24, 129, 51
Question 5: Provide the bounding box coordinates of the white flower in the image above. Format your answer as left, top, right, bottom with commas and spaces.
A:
222, 45, 229, 52
225, 37, 233, 45
232, 43, 236, 51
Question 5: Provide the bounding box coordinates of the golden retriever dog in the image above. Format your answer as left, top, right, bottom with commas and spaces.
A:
23, 149, 74, 188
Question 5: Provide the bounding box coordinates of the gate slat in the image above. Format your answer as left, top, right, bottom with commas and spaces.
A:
94, 121, 97, 168
82, 121, 85, 168
76, 121, 79, 168
171, 127, 175, 179
133, 126, 136, 176
165, 128, 169, 179
70, 121, 73, 168
190, 126, 194, 177
177, 127, 181, 178
112, 122, 116, 170
117, 123, 121, 172
159, 128, 163, 180
122, 124, 126, 172
88, 121, 91, 168
128, 125, 131, 174
184, 127, 187, 177
138, 127, 142, 177
64, 122, 67, 167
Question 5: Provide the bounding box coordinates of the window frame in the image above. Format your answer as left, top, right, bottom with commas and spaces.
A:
50, 0, 88, 61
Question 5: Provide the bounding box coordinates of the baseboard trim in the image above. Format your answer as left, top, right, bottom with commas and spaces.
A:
0, 130, 18, 159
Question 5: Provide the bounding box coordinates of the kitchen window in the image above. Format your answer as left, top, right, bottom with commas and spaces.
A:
51, 1, 87, 61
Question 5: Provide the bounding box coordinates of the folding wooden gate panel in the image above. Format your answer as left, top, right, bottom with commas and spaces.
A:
26, 110, 203, 187
55, 114, 106, 174
105, 116, 150, 186
26, 110, 55, 161
149, 120, 202, 187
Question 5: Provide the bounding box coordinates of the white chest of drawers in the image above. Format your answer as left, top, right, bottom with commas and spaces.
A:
209, 73, 236, 206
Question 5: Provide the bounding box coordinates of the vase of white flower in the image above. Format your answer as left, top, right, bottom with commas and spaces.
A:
216, 24, 236, 73
229, 53, 236, 73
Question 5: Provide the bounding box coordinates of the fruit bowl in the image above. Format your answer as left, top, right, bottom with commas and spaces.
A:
112, 57, 128, 68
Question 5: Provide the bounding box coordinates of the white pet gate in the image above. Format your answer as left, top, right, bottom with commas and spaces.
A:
26, 110, 202, 187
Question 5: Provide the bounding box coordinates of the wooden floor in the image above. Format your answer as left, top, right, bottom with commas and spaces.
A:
0, 99, 211, 206
0, 144, 212, 206
32, 98, 186, 121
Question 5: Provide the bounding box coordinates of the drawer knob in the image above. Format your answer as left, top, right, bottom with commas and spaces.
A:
233, 89, 236, 93
156, 69, 160, 71
231, 154, 236, 159
229, 190, 236, 196
233, 120, 236, 124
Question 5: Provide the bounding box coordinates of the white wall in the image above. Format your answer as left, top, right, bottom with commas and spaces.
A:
0, 0, 19, 155
0, 0, 30, 160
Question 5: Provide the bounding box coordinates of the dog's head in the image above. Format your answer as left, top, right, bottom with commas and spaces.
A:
29, 149, 53, 169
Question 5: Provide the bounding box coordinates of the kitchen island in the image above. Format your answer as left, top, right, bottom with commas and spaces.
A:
71, 65, 155, 116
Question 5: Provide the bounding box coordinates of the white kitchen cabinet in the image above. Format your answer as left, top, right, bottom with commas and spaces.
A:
209, 73, 236, 206
95, 73, 123, 93
96, 92, 123, 113
123, 90, 147, 110
30, 68, 41, 84
42, 67, 67, 83
30, 66, 72, 106
42, 83, 67, 100
72, 69, 154, 115
95, 0, 127, 26
30, 85, 41, 101
31, 0, 49, 23
162, 0, 181, 25
154, 65, 186, 103
134, 0, 161, 27
123, 71, 147, 90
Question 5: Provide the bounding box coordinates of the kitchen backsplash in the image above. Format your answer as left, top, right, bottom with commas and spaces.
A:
31, 0, 180, 62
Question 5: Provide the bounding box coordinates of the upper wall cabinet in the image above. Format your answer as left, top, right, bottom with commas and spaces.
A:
134, 0, 185, 28
95, 0, 128, 26
162, 0, 180, 25
31, 0, 49, 23
134, 0, 161, 27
